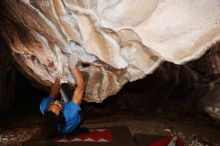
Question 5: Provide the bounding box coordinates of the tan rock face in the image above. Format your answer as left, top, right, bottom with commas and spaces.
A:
0, 0, 220, 102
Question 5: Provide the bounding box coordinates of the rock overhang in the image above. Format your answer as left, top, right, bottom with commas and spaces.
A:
0, 0, 220, 102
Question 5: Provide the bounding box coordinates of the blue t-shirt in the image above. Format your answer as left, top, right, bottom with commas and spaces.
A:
40, 97, 81, 134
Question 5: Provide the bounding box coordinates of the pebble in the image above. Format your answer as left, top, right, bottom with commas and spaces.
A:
214, 108, 220, 113
2, 138, 8, 141
164, 128, 171, 133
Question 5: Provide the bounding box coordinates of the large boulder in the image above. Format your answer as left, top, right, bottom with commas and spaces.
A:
0, 0, 220, 103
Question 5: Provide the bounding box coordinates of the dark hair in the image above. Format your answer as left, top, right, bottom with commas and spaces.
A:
44, 110, 66, 128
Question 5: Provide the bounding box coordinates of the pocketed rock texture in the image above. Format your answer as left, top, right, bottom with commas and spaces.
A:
0, 0, 220, 103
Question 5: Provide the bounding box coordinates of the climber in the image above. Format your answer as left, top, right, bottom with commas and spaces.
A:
40, 54, 85, 135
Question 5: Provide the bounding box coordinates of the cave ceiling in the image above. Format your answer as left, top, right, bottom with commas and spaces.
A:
0, 0, 220, 102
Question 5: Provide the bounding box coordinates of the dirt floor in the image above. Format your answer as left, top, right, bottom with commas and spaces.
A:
0, 90, 220, 146
0, 105, 220, 146
0, 73, 220, 146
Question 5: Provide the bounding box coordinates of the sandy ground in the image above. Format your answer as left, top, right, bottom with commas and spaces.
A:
0, 74, 220, 146
0, 100, 220, 146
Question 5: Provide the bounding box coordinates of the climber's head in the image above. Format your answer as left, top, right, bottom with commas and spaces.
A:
44, 100, 65, 127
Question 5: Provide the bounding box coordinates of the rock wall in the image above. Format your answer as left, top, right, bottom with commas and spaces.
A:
0, 0, 220, 102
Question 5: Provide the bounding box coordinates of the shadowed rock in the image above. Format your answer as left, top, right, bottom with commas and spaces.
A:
0, 0, 220, 104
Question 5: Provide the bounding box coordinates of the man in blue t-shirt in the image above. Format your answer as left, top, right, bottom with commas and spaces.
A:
40, 54, 85, 135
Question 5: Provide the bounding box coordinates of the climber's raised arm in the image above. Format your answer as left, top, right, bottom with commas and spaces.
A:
69, 54, 85, 105
49, 76, 61, 99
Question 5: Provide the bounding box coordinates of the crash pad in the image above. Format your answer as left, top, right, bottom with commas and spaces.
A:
23, 126, 136, 146
134, 134, 184, 146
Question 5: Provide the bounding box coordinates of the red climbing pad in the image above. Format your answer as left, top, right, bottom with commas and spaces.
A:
23, 126, 136, 146
50, 128, 112, 142
134, 134, 184, 146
